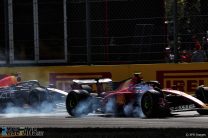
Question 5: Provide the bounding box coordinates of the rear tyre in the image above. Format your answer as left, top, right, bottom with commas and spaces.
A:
66, 92, 78, 116
66, 90, 91, 117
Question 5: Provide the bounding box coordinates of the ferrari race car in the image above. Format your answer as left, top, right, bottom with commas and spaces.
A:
65, 73, 208, 118
0, 79, 67, 113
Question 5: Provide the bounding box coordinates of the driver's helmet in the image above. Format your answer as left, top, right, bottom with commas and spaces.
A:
130, 72, 143, 85
12, 72, 21, 82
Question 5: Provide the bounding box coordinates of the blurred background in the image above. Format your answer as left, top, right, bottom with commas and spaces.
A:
1, 0, 208, 65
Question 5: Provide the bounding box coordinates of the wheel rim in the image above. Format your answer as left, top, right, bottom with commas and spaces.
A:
69, 96, 77, 108
66, 92, 91, 117
66, 93, 78, 112
142, 93, 153, 115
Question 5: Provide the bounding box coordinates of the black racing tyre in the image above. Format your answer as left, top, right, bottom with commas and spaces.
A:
66, 92, 79, 116
140, 91, 170, 118
140, 92, 155, 118
197, 109, 208, 115
197, 108, 208, 116
195, 86, 208, 103
195, 86, 208, 115
66, 90, 91, 117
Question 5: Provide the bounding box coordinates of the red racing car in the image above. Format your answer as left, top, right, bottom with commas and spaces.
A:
65, 73, 208, 118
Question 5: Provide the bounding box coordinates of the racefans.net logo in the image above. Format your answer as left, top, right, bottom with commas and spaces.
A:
0, 127, 44, 137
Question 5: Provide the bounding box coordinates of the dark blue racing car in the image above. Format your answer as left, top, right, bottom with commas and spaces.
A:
0, 78, 67, 112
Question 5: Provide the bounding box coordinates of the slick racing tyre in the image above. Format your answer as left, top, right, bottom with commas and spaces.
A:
139, 91, 170, 118
195, 86, 208, 103
66, 90, 91, 117
195, 86, 208, 115
140, 92, 155, 118
196, 109, 208, 115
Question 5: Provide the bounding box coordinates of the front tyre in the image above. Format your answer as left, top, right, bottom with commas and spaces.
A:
139, 91, 170, 118
140, 92, 154, 117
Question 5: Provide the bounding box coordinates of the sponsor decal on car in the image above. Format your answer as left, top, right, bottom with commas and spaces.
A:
170, 104, 195, 111
0, 92, 14, 99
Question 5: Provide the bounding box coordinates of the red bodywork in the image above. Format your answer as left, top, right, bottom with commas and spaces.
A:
102, 78, 208, 112
71, 76, 208, 114
102, 79, 154, 107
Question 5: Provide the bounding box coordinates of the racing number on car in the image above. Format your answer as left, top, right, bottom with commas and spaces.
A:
116, 94, 125, 105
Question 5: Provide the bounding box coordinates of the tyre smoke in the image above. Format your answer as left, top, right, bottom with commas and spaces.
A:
71, 96, 100, 117
104, 97, 117, 115
1, 100, 65, 118
123, 96, 145, 118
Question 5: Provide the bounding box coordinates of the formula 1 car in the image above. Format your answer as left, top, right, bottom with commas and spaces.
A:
65, 73, 208, 118
0, 79, 67, 112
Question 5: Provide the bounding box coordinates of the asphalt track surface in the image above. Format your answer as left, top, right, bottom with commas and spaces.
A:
1, 109, 208, 138
0, 110, 208, 129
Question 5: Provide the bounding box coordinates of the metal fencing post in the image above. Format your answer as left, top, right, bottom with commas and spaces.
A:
4, 0, 9, 65
173, 0, 178, 62
86, 0, 91, 65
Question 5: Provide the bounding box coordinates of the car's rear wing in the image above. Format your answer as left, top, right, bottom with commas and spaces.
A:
73, 78, 112, 85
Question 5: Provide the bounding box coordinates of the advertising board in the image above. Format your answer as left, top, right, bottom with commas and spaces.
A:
0, 63, 207, 94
